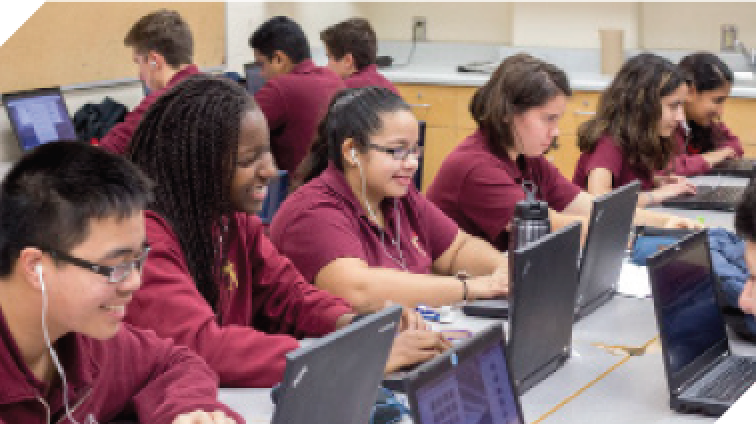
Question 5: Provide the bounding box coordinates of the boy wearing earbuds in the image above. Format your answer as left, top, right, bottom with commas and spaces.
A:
99, 9, 200, 155
249, 16, 346, 175
0, 143, 241, 424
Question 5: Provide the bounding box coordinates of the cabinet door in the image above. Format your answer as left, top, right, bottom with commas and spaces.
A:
723, 97, 756, 157
457, 86, 478, 130
421, 127, 461, 191
561, 92, 599, 136
545, 135, 580, 179
397, 85, 457, 128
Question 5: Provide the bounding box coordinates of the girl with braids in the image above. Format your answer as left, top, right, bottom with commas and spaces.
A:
427, 54, 698, 253
270, 87, 509, 310
126, 75, 447, 387
671, 52, 743, 176
573, 53, 698, 207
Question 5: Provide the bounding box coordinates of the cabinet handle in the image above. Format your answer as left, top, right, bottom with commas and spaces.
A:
409, 103, 432, 108
573, 111, 596, 116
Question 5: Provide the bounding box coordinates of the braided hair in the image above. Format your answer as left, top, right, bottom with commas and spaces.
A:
129, 74, 256, 311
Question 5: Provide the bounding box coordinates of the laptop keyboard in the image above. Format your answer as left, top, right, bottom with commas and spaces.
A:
689, 186, 744, 203
695, 357, 756, 402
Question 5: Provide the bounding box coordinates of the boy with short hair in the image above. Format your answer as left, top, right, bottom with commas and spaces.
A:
0, 142, 240, 424
100, 9, 200, 154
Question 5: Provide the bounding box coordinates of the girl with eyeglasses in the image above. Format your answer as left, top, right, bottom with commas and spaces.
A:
270, 87, 509, 311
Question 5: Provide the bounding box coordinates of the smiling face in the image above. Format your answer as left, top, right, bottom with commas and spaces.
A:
510, 94, 567, 158
42, 212, 147, 340
658, 83, 688, 138
352, 109, 420, 203
230, 109, 277, 215
685, 83, 731, 127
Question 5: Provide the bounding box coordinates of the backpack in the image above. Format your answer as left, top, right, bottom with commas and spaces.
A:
73, 97, 128, 142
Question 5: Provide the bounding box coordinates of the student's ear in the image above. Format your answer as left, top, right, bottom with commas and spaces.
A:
272, 50, 294, 73
343, 53, 356, 72
18, 247, 47, 292
341, 138, 357, 166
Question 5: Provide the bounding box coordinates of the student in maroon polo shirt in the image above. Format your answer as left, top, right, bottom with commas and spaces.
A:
573, 53, 699, 207
0, 143, 240, 424
320, 18, 400, 94
671, 52, 744, 176
270, 87, 509, 311
249, 16, 347, 175
99, 9, 201, 155
426, 54, 700, 252
127, 76, 449, 388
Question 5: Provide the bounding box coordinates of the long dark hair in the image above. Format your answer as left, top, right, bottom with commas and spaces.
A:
679, 52, 734, 152
470, 53, 571, 159
298, 86, 410, 184
129, 75, 256, 311
578, 53, 689, 174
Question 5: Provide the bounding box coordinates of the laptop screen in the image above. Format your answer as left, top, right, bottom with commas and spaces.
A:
649, 234, 728, 375
244, 63, 265, 94
414, 336, 523, 424
4, 89, 76, 151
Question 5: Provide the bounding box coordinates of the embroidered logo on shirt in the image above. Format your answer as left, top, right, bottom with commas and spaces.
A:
411, 232, 428, 257
222, 261, 238, 291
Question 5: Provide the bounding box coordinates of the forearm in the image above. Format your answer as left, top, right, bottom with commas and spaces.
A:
447, 234, 506, 277
549, 210, 590, 245
633, 207, 670, 227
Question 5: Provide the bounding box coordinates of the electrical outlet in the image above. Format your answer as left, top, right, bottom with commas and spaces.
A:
413, 16, 427, 42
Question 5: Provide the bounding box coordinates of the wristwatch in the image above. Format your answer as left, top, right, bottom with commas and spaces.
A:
455, 271, 471, 301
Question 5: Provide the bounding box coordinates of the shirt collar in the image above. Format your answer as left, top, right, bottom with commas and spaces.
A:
318, 162, 400, 222
289, 59, 316, 75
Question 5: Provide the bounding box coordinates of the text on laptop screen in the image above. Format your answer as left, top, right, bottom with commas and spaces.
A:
415, 340, 522, 424
650, 239, 728, 375
5, 94, 76, 150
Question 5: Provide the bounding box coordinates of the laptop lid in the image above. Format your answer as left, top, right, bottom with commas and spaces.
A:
406, 323, 525, 424
647, 231, 730, 396
2, 87, 77, 152
244, 62, 265, 94
508, 221, 581, 394
576, 181, 640, 318
271, 305, 402, 424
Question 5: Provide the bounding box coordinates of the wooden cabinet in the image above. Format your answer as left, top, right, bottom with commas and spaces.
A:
549, 91, 600, 178
723, 97, 756, 157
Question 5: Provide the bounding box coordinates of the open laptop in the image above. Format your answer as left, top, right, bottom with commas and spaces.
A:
661, 184, 745, 212
244, 62, 265, 94
271, 305, 401, 424
507, 221, 582, 393
405, 323, 526, 424
2, 87, 77, 152
648, 231, 756, 416
707, 159, 756, 178
574, 180, 640, 318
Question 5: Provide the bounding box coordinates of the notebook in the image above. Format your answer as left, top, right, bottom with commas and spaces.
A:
405, 323, 525, 424
648, 231, 756, 416
271, 305, 401, 424
2, 87, 77, 152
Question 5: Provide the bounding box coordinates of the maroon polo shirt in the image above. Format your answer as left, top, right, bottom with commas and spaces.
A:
345, 64, 399, 95
572, 134, 655, 191
99, 65, 200, 155
671, 122, 745, 176
426, 130, 581, 251
269, 163, 459, 283
254, 59, 346, 174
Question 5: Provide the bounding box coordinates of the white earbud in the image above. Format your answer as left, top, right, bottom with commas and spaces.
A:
149, 61, 157, 68
35, 264, 45, 291
350, 148, 358, 162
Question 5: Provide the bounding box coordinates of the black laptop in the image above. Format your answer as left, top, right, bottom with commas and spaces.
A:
271, 305, 401, 424
507, 221, 582, 393
661, 177, 746, 211
648, 231, 756, 416
707, 159, 756, 178
244, 62, 265, 94
405, 323, 526, 424
575, 181, 640, 318
2, 87, 77, 152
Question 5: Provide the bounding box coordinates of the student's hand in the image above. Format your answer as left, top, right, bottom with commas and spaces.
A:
663, 216, 704, 230
655, 174, 687, 186
399, 305, 430, 331
739, 277, 756, 315
172, 410, 236, 424
703, 147, 738, 167
466, 272, 509, 300
385, 330, 451, 374
653, 180, 697, 201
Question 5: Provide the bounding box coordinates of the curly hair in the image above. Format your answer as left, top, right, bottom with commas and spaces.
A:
578, 53, 689, 174
129, 75, 256, 311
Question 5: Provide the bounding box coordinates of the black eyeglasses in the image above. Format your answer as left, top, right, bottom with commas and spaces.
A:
366, 143, 424, 161
44, 246, 151, 284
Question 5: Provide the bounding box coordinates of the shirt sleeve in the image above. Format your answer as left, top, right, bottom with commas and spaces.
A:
254, 82, 287, 132
715, 122, 744, 157
116, 326, 246, 424
533, 158, 582, 212
579, 137, 625, 184
99, 91, 161, 155
670, 153, 712, 176
127, 216, 303, 388
272, 203, 368, 283
413, 189, 459, 259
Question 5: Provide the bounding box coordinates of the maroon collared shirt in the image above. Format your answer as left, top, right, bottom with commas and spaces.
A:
572, 134, 656, 191
99, 65, 200, 155
345, 64, 399, 95
269, 164, 459, 283
254, 59, 346, 173
426, 130, 581, 251
670, 122, 744, 176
